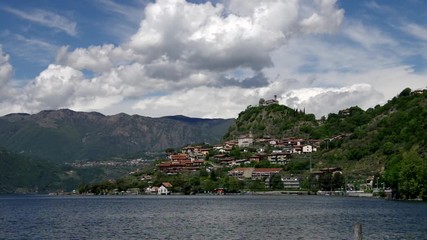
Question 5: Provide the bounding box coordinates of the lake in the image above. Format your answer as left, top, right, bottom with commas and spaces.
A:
0, 195, 426, 239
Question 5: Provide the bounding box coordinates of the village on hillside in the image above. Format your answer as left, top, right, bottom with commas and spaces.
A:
151, 133, 345, 193
77, 95, 393, 196
143, 96, 378, 196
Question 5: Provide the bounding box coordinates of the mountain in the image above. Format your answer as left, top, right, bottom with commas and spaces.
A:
0, 147, 62, 193
0, 109, 234, 163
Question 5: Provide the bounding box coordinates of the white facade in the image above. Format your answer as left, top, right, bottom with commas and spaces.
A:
158, 185, 169, 195
302, 145, 315, 153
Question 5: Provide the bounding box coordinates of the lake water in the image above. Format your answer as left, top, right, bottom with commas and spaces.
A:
0, 195, 426, 239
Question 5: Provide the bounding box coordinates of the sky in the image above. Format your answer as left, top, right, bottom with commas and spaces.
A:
0, 0, 426, 119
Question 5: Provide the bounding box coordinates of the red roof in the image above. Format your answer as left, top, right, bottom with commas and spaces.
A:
253, 168, 282, 173
229, 167, 254, 173
170, 154, 189, 161
162, 182, 173, 188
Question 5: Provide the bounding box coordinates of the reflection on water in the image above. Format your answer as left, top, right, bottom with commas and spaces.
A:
0, 195, 426, 239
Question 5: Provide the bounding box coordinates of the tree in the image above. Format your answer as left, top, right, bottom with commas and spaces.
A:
248, 179, 265, 191
269, 174, 284, 190
399, 87, 412, 97
332, 172, 344, 190
398, 147, 425, 199
319, 172, 333, 191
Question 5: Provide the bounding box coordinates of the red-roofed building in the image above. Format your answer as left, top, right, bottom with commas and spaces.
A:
228, 167, 282, 180
158, 182, 173, 195
228, 167, 255, 179
252, 168, 282, 180
158, 158, 205, 174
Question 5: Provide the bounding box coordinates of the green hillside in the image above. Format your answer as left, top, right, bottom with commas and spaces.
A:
0, 148, 62, 193
224, 104, 317, 140
223, 87, 427, 198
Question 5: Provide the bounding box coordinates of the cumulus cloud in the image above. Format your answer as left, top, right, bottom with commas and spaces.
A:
55, 45, 139, 73
127, 0, 343, 73
17, 0, 341, 118
11, 0, 419, 120
280, 84, 384, 117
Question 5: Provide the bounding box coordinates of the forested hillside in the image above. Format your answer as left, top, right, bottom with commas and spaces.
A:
0, 148, 61, 193
224, 104, 317, 140
224, 88, 427, 199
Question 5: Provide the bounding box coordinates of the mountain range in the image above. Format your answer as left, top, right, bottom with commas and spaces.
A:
0, 109, 234, 163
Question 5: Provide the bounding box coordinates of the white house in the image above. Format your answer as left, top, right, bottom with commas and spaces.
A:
158, 182, 173, 195
158, 186, 169, 195
302, 145, 317, 153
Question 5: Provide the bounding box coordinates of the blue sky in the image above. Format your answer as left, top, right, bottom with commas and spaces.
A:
0, 0, 426, 118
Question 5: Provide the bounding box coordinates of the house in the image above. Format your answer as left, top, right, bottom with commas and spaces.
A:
302, 145, 316, 153
249, 155, 261, 162
282, 177, 301, 189
228, 167, 255, 179
158, 158, 204, 174
292, 145, 303, 154
267, 152, 290, 165
145, 186, 159, 194
158, 182, 173, 195
169, 153, 189, 161
252, 168, 282, 180
311, 167, 343, 180
261, 95, 279, 106
238, 133, 253, 148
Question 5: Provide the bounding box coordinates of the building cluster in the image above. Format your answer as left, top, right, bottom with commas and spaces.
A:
153, 132, 326, 190
212, 134, 321, 167
157, 134, 322, 174
227, 167, 301, 189
157, 153, 205, 174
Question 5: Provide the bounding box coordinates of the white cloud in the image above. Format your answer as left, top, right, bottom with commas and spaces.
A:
343, 21, 397, 49
55, 45, 139, 73
1, 7, 77, 36
280, 84, 384, 117
4, 0, 426, 120
132, 85, 262, 118
42, 0, 344, 117
127, 0, 343, 73
0, 47, 13, 87
402, 23, 427, 42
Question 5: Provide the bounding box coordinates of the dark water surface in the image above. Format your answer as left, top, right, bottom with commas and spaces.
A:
0, 195, 426, 239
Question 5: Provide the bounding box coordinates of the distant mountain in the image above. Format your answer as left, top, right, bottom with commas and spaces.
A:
0, 109, 234, 163
0, 147, 61, 193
